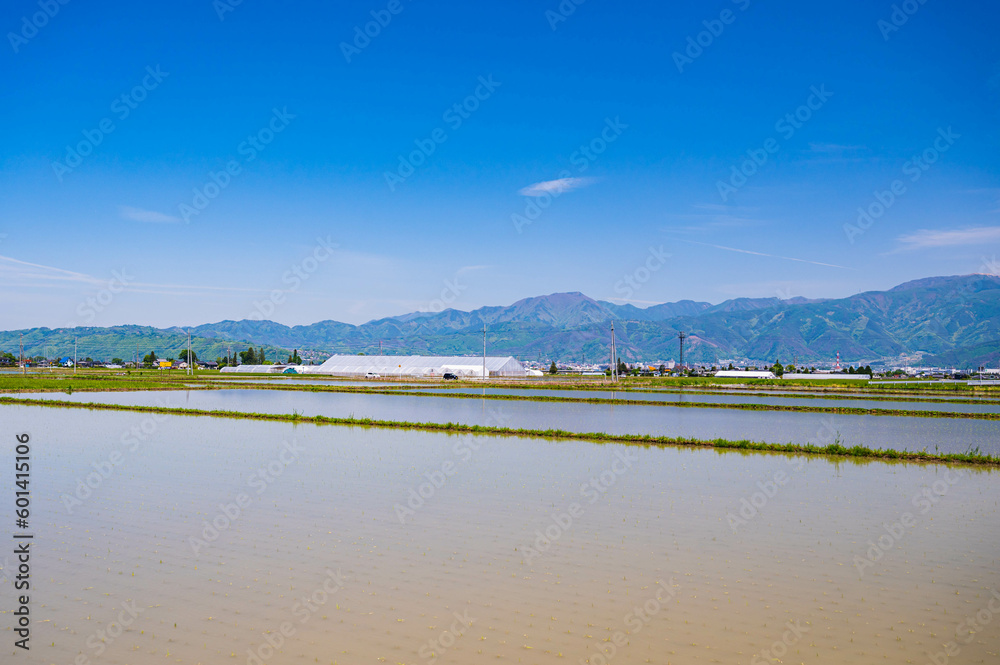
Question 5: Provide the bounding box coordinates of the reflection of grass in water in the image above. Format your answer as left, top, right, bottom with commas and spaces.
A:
4, 395, 999, 468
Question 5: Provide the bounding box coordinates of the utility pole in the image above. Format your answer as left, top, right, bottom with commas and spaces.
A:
379, 340, 382, 356
187, 330, 192, 376
482, 324, 487, 382
678, 331, 687, 373
20, 332, 24, 376
74, 336, 78, 374
610, 321, 617, 383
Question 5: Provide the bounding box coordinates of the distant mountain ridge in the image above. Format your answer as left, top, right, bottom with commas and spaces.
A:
2, 275, 999, 367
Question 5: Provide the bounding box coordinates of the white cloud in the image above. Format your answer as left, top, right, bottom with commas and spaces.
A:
518, 177, 596, 197
119, 205, 182, 224
897, 227, 1000, 250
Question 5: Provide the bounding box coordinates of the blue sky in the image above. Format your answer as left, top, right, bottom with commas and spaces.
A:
1, 0, 998, 329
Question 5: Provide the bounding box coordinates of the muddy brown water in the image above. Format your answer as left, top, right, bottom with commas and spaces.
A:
2, 404, 998, 664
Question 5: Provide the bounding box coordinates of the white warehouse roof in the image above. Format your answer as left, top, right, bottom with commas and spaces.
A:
313, 355, 527, 378
715, 370, 777, 379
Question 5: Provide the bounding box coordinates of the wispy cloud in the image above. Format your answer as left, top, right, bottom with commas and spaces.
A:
0, 254, 102, 285
665, 205, 764, 232
691, 203, 758, 213
119, 205, 183, 224
897, 226, 1000, 251
808, 143, 866, 154
0, 254, 297, 296
518, 177, 596, 197
677, 239, 852, 270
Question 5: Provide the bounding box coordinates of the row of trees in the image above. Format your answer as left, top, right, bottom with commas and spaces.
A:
769, 361, 872, 376
129, 346, 297, 369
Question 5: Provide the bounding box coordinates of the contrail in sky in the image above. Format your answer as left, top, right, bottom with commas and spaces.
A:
676, 240, 852, 270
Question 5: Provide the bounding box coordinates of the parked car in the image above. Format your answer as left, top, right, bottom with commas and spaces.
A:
442, 373, 458, 380
365, 372, 381, 379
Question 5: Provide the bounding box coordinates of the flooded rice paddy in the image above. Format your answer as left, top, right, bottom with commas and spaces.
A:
2, 404, 997, 664
17, 388, 1000, 455
398, 386, 1000, 413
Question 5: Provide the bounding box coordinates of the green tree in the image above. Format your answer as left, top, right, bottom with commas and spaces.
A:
287, 349, 302, 364
658, 364, 666, 376
771, 360, 784, 377
143, 351, 158, 368
111, 357, 124, 365
549, 361, 558, 374
240, 347, 256, 365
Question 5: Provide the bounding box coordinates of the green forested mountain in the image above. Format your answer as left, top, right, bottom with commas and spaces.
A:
2, 275, 998, 367
0, 325, 291, 365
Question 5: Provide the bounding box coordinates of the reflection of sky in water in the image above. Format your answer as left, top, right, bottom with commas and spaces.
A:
4, 405, 998, 664
402, 387, 1000, 413
18, 388, 1000, 455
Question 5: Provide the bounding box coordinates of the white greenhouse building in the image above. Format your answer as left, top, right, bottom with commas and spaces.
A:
221, 355, 528, 378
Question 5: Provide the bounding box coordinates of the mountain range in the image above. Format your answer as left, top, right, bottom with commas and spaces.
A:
2, 274, 999, 368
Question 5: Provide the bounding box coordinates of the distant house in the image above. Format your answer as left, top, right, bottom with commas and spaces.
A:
198, 361, 219, 369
